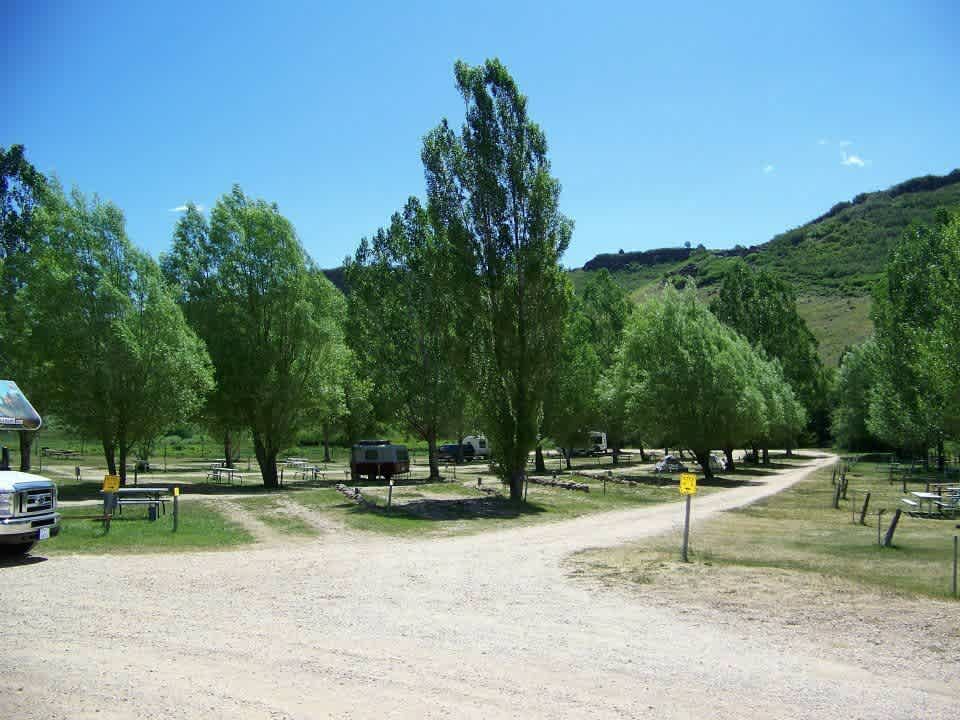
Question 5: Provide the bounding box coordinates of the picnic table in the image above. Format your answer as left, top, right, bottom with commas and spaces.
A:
905, 490, 959, 518
105, 487, 171, 516
206, 465, 245, 485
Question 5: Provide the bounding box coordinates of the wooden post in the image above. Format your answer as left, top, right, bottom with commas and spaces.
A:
172, 487, 179, 532
953, 533, 958, 598
831, 465, 837, 486
877, 509, 885, 546
832, 479, 842, 509
858, 492, 871, 525
882, 509, 902, 548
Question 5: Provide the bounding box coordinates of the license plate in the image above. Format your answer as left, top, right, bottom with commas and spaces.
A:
38, 527, 51, 540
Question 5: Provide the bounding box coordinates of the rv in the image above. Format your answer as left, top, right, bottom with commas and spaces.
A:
0, 380, 60, 556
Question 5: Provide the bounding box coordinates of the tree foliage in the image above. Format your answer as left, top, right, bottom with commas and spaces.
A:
614, 286, 799, 477
712, 260, 829, 440
162, 186, 348, 487
422, 59, 572, 500
27, 183, 213, 482
345, 197, 461, 479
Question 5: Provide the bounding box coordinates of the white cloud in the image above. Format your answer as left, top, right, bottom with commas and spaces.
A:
839, 140, 853, 147
841, 152, 866, 167
763, 164, 775, 174
169, 203, 205, 212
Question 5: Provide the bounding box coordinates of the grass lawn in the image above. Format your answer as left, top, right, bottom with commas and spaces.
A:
575, 457, 960, 600
42, 500, 254, 555
287, 473, 723, 538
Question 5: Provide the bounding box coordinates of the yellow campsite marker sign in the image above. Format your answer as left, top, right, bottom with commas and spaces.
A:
679, 472, 697, 495
102, 474, 120, 493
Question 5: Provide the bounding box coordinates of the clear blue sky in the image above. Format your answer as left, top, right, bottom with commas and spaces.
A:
4, 1, 958, 269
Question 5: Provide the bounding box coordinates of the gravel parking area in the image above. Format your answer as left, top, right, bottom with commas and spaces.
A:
1, 452, 956, 719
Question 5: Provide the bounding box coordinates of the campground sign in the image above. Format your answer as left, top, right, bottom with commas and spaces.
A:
679, 472, 697, 495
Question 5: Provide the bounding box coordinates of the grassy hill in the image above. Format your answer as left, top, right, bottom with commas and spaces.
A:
572, 169, 960, 366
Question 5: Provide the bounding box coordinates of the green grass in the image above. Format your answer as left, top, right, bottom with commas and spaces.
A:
577, 458, 960, 600
285, 473, 724, 538
43, 500, 255, 555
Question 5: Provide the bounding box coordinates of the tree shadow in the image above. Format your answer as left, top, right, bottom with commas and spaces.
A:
351, 496, 547, 522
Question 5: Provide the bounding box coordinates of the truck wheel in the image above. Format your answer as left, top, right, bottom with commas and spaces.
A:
0, 542, 35, 557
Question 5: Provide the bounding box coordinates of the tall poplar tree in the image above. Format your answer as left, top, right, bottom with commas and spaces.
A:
423, 59, 572, 500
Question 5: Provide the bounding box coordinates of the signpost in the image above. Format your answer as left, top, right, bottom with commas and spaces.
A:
172, 486, 180, 532
679, 473, 697, 562
102, 474, 120, 517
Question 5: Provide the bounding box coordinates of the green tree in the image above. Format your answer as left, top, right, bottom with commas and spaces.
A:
711, 260, 829, 443
27, 183, 213, 483
833, 339, 884, 450
867, 214, 958, 464
163, 186, 347, 487
345, 197, 461, 480
543, 295, 602, 469
423, 59, 572, 500
616, 286, 771, 479
0, 145, 49, 469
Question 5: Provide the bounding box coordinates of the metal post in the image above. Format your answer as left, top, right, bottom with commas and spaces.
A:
388, 479, 394, 509
681, 494, 692, 562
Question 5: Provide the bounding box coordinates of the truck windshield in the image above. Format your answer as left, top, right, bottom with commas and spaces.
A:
0, 380, 42, 431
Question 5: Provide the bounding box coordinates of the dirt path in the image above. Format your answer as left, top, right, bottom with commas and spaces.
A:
1, 453, 957, 719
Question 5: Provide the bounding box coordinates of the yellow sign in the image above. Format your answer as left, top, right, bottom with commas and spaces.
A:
173, 486, 180, 497
102, 474, 120, 493
679, 473, 697, 495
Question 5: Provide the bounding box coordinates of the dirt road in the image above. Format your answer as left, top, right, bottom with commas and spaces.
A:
2, 453, 956, 719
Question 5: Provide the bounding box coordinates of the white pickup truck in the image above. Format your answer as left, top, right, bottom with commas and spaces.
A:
0, 469, 60, 556
0, 380, 60, 556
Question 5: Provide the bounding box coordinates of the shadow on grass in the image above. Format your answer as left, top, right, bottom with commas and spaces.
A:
351, 496, 548, 522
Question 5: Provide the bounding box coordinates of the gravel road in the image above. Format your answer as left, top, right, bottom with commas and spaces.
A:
2, 453, 957, 719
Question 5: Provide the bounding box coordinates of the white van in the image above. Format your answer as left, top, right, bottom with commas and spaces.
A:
461, 435, 489, 458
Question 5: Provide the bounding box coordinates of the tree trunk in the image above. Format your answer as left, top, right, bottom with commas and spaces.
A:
427, 432, 440, 481
323, 424, 331, 463
253, 433, 279, 488
535, 443, 546, 472
565, 449, 572, 470
724, 446, 735, 472
762, 446, 770, 465
509, 470, 524, 502
937, 438, 945, 473
103, 439, 117, 476
639, 446, 647, 462
612, 443, 620, 465
694, 449, 714, 480
118, 434, 128, 486
224, 430, 233, 468
18, 430, 32, 472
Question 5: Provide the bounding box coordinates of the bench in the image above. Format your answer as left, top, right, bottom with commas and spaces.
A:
900, 498, 921, 515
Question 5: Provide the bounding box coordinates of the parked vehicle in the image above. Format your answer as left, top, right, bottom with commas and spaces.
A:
569, 431, 608, 457
350, 440, 410, 481
0, 380, 60, 556
438, 443, 474, 462
461, 435, 489, 458
654, 454, 688, 474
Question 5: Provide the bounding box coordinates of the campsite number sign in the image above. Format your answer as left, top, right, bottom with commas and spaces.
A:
679, 473, 697, 562
679, 473, 697, 495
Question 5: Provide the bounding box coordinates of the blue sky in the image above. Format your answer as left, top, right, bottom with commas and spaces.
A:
4, 1, 958, 269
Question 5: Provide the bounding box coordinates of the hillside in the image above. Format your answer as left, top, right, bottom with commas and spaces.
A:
573, 169, 960, 366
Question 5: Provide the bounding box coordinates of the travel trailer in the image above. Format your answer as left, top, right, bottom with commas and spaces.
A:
350, 440, 410, 481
